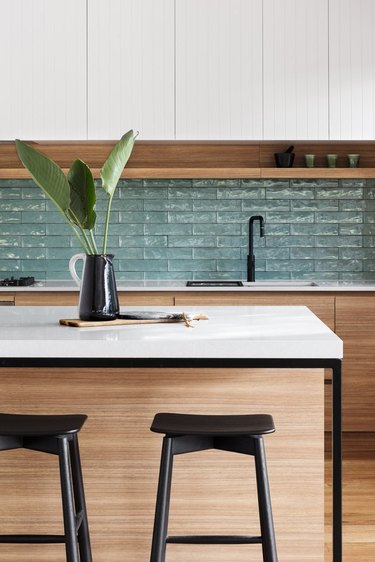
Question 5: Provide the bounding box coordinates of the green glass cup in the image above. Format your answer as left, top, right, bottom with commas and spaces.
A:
326, 154, 338, 168
304, 154, 316, 168
347, 154, 360, 168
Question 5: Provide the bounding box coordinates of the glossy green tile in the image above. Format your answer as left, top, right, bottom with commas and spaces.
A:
291, 224, 338, 235
339, 247, 375, 259
266, 211, 314, 223
217, 236, 247, 247
266, 260, 314, 272
242, 199, 290, 211
316, 212, 362, 223
316, 259, 362, 272
0, 188, 21, 199
217, 187, 265, 199
290, 248, 338, 260
217, 260, 244, 271
0, 260, 20, 271
144, 200, 192, 211
169, 259, 216, 272
0, 236, 20, 247
291, 200, 338, 211
119, 236, 167, 247
193, 179, 239, 187
119, 259, 168, 271
119, 211, 167, 223
194, 224, 241, 235
168, 236, 216, 247
168, 212, 216, 223
193, 199, 241, 211
315, 235, 362, 247
316, 187, 363, 199
194, 248, 241, 259
266, 187, 314, 199
145, 224, 193, 235
169, 187, 216, 199
0, 212, 21, 223
265, 236, 314, 247
290, 179, 338, 188
144, 248, 192, 259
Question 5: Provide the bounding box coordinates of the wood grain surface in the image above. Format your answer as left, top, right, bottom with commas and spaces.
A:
0, 367, 324, 562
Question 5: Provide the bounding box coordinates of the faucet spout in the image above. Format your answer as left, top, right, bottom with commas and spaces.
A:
247, 215, 265, 282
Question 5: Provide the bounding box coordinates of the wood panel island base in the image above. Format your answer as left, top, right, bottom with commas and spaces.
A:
0, 306, 343, 562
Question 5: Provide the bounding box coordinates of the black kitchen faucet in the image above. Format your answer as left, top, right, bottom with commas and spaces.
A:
247, 215, 265, 282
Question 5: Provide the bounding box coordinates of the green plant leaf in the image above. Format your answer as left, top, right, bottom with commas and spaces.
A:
67, 159, 97, 230
100, 129, 136, 198
15, 139, 70, 212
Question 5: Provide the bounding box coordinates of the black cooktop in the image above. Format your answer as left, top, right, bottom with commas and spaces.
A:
186, 281, 243, 287
0, 276, 35, 287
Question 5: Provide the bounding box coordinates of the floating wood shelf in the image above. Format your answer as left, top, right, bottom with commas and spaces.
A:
0, 140, 375, 179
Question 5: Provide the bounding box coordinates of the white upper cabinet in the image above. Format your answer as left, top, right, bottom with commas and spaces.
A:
0, 0, 87, 140
263, 0, 329, 139
329, 0, 375, 139
88, 0, 174, 140
175, 0, 262, 140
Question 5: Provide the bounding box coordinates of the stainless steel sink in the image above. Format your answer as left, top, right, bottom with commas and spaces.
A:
242, 281, 319, 287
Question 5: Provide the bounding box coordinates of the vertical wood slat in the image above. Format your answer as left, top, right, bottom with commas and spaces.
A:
263, 0, 329, 140
0, 367, 324, 562
329, 0, 375, 139
175, 0, 263, 140
0, 0, 87, 141
88, 0, 175, 140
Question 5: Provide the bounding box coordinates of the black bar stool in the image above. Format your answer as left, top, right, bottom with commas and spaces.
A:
150, 412, 278, 562
0, 412, 92, 562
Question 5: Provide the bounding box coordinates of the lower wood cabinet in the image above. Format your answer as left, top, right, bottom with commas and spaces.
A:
336, 296, 375, 432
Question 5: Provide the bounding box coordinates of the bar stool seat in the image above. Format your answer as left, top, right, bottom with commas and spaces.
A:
150, 412, 278, 562
0, 413, 87, 436
0, 412, 92, 562
151, 412, 275, 436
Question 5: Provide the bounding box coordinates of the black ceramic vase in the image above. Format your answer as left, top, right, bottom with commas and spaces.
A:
69, 254, 119, 321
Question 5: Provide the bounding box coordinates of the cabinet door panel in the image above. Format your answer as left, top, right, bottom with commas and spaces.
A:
263, 0, 329, 139
88, 0, 174, 140
329, 0, 375, 139
336, 296, 375, 431
0, 0, 86, 140
175, 0, 262, 139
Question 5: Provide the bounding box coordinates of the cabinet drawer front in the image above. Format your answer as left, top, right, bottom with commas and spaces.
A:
336, 296, 375, 330
15, 292, 79, 306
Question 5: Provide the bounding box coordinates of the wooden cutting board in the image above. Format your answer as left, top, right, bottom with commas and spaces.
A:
60, 313, 208, 328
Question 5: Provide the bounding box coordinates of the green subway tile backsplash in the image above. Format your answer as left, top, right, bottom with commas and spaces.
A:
0, 178, 375, 281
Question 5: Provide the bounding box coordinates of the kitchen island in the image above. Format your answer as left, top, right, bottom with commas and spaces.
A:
0, 306, 342, 562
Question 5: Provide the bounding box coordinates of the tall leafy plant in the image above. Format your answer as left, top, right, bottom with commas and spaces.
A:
15, 130, 136, 255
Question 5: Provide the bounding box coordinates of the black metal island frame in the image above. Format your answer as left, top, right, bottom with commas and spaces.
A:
0, 305, 343, 562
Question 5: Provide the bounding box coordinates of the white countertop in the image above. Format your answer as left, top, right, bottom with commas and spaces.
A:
0, 305, 342, 359
0, 280, 375, 292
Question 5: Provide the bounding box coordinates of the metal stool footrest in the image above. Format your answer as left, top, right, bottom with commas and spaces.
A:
166, 535, 263, 545
0, 534, 66, 543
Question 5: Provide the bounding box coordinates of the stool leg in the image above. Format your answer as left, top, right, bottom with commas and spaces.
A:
69, 434, 92, 562
253, 436, 278, 562
150, 436, 174, 562
58, 436, 80, 562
